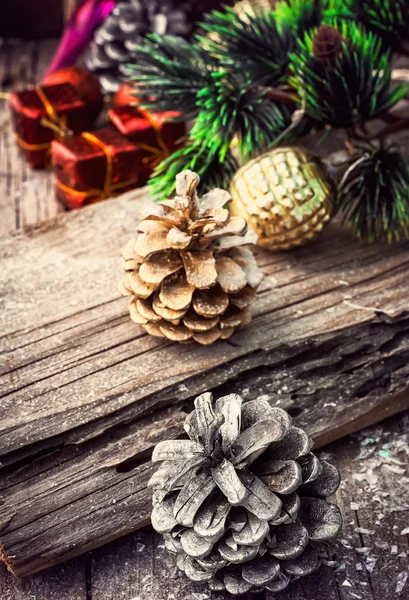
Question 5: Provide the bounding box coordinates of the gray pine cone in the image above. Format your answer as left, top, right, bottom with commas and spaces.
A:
85, 0, 198, 94
149, 393, 342, 595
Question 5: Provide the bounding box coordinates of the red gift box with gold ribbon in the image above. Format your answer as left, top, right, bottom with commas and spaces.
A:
51, 127, 140, 210
108, 106, 185, 183
9, 82, 92, 169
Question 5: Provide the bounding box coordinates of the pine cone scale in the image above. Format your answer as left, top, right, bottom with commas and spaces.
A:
193, 493, 230, 540
138, 251, 183, 285
180, 529, 214, 559
192, 287, 229, 318
219, 542, 258, 564
230, 417, 287, 467
153, 293, 187, 322
239, 472, 282, 521
134, 229, 171, 257
129, 300, 148, 324
232, 513, 269, 547
241, 555, 280, 587
137, 298, 161, 322
259, 459, 303, 494
159, 272, 194, 310
212, 459, 249, 506
126, 271, 157, 298
159, 322, 192, 341
270, 521, 309, 560
181, 250, 217, 288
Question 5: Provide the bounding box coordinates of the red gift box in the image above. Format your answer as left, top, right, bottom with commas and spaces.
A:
51, 127, 141, 210
9, 82, 92, 169
108, 106, 185, 183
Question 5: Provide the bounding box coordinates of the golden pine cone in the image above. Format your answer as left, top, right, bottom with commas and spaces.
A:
119, 171, 264, 345
229, 147, 336, 251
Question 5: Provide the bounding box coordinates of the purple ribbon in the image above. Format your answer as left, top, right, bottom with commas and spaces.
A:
43, 0, 115, 80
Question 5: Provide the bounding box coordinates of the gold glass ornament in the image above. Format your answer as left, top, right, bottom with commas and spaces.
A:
229, 147, 336, 251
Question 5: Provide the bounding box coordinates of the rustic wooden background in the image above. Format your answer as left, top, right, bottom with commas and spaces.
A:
1, 40, 409, 600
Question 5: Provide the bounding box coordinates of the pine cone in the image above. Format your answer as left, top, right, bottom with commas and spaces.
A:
119, 171, 263, 344
150, 393, 342, 595
85, 0, 204, 94
312, 25, 346, 66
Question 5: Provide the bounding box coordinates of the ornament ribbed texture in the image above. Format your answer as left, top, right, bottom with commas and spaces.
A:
229, 147, 335, 251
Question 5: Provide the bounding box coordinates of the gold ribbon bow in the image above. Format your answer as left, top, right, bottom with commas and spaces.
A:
134, 107, 171, 169
55, 131, 138, 203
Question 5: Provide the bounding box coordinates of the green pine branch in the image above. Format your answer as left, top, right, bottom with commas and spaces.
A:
197, 6, 292, 87
274, 0, 350, 38
289, 22, 409, 129
351, 0, 409, 50
192, 73, 294, 162
148, 140, 239, 199
121, 1, 409, 244
122, 34, 218, 118
338, 145, 409, 242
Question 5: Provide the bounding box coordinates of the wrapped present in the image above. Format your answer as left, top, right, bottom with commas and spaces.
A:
108, 106, 185, 183
9, 82, 92, 169
42, 67, 103, 123
51, 126, 140, 210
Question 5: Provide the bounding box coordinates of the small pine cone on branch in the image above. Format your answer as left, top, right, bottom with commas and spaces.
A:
149, 393, 342, 595
312, 24, 346, 66
119, 171, 263, 344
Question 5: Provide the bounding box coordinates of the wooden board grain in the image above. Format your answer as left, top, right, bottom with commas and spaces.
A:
0, 185, 409, 577
0, 39, 62, 237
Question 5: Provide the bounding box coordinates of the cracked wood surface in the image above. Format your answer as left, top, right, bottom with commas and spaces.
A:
1, 180, 409, 577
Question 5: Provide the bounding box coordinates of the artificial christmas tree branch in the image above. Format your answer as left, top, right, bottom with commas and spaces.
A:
126, 1, 409, 243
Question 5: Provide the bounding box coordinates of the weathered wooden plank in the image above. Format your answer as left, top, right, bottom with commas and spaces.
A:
1, 185, 409, 576
0, 39, 62, 237
0, 405, 185, 577
1, 189, 409, 450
